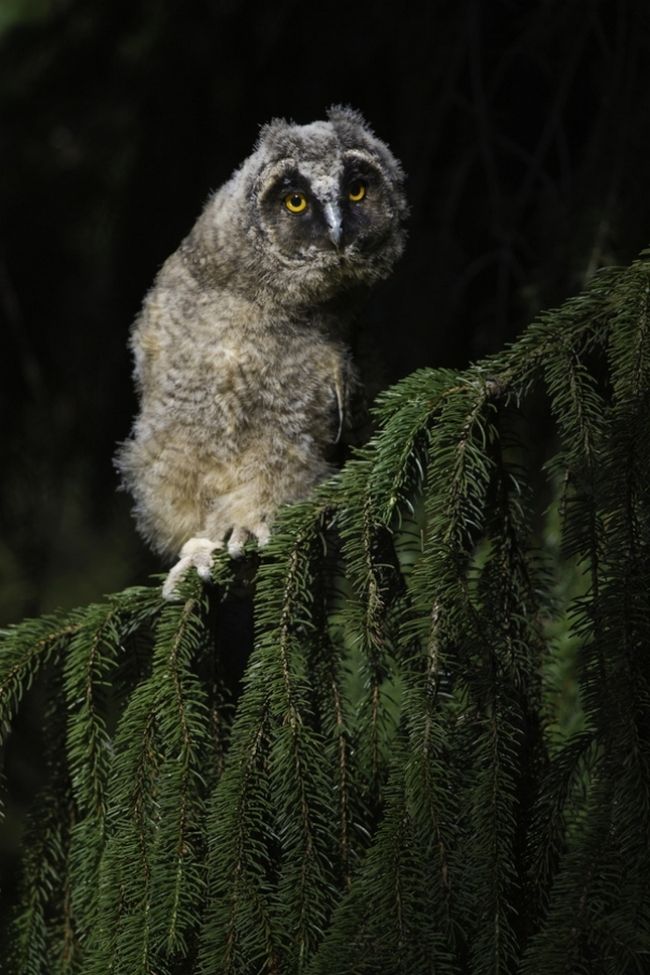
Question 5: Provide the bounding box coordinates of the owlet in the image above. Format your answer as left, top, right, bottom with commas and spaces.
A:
116, 106, 407, 596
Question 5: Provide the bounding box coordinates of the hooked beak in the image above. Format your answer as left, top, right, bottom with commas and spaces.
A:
323, 201, 342, 248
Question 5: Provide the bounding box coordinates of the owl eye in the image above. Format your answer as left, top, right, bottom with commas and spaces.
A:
284, 191, 308, 213
348, 179, 367, 203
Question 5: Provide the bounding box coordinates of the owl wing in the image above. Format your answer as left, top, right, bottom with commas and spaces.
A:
330, 360, 371, 454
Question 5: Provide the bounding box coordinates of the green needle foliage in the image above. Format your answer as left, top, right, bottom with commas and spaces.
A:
2, 250, 650, 974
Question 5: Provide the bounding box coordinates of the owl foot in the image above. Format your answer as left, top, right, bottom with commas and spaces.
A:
226, 522, 271, 558
162, 537, 223, 600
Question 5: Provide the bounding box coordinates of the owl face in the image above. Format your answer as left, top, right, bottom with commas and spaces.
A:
256, 147, 397, 264
227, 107, 408, 306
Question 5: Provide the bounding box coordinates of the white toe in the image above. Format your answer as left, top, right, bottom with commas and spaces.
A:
227, 526, 248, 558
253, 522, 271, 547
162, 556, 191, 600
162, 537, 221, 599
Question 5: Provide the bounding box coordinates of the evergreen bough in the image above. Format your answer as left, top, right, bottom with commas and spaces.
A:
2, 250, 650, 974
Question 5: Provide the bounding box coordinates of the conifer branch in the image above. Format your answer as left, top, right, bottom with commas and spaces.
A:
3, 251, 650, 973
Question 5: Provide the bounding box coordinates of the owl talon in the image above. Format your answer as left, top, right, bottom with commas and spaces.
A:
224, 522, 271, 558
227, 526, 247, 558
252, 522, 271, 547
162, 537, 221, 600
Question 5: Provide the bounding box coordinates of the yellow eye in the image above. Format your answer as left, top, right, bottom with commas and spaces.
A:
284, 191, 308, 213
348, 179, 366, 202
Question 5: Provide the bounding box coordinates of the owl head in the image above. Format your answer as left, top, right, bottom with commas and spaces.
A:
199, 107, 408, 308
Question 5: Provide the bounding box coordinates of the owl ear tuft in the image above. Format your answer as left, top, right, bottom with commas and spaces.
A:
328, 105, 407, 197
326, 104, 374, 138
255, 116, 295, 152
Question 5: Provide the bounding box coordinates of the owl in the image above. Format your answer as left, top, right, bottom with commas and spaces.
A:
116, 106, 407, 597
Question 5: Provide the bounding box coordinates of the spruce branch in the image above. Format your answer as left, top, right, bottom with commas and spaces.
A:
3, 250, 650, 973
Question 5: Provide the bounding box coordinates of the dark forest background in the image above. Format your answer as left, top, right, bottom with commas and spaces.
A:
1, 0, 649, 626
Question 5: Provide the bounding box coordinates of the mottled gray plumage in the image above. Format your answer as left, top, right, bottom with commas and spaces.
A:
116, 106, 407, 595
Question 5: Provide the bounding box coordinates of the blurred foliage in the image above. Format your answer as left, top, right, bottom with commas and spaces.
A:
0, 0, 53, 37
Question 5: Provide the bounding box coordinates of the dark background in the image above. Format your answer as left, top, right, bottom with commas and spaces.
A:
1, 0, 650, 627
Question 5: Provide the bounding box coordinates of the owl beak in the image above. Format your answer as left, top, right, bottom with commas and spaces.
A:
323, 202, 342, 249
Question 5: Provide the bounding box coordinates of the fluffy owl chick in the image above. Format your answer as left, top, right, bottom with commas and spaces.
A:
116, 106, 407, 597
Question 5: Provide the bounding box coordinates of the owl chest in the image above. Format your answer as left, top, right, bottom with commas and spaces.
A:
204, 331, 344, 441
